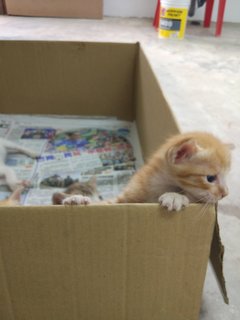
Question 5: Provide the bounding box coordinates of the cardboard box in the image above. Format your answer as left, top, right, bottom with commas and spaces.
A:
0, 41, 228, 320
0, 0, 6, 14
5, 0, 103, 19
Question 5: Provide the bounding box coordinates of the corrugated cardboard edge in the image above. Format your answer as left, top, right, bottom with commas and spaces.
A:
0, 204, 218, 320
210, 204, 229, 304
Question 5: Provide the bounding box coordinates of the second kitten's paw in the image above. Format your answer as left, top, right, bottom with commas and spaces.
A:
62, 195, 92, 206
158, 192, 189, 211
26, 151, 41, 159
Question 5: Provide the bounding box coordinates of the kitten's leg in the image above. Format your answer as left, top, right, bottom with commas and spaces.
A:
8, 185, 25, 203
158, 192, 189, 211
2, 139, 40, 158
63, 195, 92, 206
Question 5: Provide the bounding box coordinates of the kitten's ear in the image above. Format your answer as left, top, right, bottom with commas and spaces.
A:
168, 139, 198, 164
52, 192, 67, 205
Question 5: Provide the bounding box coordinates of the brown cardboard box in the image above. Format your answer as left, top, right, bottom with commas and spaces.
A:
0, 0, 6, 14
5, 0, 103, 19
0, 41, 228, 320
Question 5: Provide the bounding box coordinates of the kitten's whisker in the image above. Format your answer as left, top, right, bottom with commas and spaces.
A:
193, 198, 211, 220
194, 195, 209, 204
198, 201, 211, 219
198, 203, 207, 217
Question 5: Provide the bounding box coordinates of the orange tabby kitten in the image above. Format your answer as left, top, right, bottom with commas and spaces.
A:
0, 186, 24, 206
115, 131, 231, 210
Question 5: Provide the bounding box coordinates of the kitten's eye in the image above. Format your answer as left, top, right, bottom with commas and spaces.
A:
206, 175, 217, 183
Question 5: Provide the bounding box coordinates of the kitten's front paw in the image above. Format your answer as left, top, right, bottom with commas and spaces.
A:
63, 195, 92, 206
158, 192, 189, 211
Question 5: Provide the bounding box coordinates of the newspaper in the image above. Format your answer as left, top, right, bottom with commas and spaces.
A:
0, 114, 144, 205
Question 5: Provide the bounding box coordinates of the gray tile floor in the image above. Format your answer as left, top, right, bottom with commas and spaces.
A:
0, 15, 239, 320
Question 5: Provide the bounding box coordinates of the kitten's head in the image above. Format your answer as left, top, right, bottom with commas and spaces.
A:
65, 176, 98, 196
52, 176, 98, 205
165, 132, 231, 204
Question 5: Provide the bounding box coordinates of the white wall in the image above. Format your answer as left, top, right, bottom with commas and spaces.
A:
104, 0, 156, 18
103, 0, 240, 23
191, 0, 240, 23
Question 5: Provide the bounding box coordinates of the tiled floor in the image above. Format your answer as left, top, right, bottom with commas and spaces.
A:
0, 15, 239, 319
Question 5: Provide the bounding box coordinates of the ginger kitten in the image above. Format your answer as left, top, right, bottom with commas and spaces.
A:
115, 131, 231, 210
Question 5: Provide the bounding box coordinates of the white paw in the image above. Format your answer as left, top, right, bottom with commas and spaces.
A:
62, 195, 92, 206
29, 152, 41, 159
158, 192, 189, 211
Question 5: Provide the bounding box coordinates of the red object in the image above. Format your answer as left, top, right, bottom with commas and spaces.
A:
153, 0, 161, 28
204, 0, 227, 36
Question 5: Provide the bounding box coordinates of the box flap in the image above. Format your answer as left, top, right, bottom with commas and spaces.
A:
0, 204, 216, 320
0, 41, 137, 120
210, 206, 229, 304
135, 45, 180, 158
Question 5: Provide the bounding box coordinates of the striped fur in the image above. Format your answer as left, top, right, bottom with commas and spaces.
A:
116, 132, 231, 207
